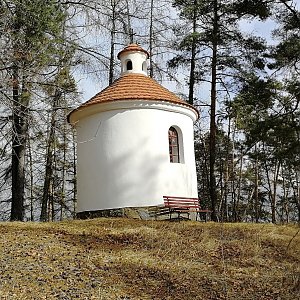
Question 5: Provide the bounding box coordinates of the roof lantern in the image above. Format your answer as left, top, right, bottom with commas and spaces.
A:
117, 44, 149, 76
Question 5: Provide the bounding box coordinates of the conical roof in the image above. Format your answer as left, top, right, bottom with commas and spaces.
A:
68, 73, 198, 122
84, 74, 192, 106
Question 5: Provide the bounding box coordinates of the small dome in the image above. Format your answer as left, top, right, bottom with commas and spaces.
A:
117, 44, 149, 59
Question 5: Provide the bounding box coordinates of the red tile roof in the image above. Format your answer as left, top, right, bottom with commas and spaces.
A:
68, 73, 198, 122
117, 44, 149, 59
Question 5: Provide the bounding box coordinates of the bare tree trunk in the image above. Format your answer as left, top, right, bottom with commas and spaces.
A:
125, 0, 132, 43
297, 187, 300, 225
209, 0, 218, 222
149, 0, 154, 78
28, 137, 34, 221
60, 121, 67, 221
40, 118, 55, 221
254, 145, 259, 223
222, 115, 232, 222
52, 152, 57, 221
40, 91, 61, 221
281, 172, 287, 223
11, 65, 28, 221
188, 0, 197, 105
234, 152, 243, 222
230, 121, 236, 222
296, 172, 300, 224
72, 129, 77, 218
243, 187, 255, 222
271, 161, 281, 223
264, 155, 281, 224
109, 0, 116, 84
218, 159, 224, 220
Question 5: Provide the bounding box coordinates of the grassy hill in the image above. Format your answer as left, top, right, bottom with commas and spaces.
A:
0, 219, 299, 300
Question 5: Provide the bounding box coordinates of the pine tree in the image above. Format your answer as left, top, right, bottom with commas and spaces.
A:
170, 0, 270, 221
0, 0, 72, 220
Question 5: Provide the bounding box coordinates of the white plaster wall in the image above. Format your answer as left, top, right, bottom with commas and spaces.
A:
119, 51, 148, 76
75, 103, 198, 212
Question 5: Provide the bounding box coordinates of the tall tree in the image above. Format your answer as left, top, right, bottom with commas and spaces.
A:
171, 0, 270, 221
0, 0, 71, 220
40, 66, 76, 222
231, 72, 300, 223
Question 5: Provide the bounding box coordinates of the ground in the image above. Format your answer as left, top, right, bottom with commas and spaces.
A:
0, 219, 299, 299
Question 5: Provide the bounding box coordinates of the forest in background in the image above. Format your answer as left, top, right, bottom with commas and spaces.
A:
0, 0, 299, 223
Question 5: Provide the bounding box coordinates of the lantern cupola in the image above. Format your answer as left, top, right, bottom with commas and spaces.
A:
117, 44, 149, 76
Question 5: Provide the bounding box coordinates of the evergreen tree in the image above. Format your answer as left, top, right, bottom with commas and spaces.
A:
231, 74, 300, 223
0, 0, 73, 220
170, 0, 270, 221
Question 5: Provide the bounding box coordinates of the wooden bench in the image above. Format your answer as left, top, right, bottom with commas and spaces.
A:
152, 196, 211, 221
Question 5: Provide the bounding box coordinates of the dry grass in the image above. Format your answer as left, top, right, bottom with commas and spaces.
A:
0, 219, 299, 300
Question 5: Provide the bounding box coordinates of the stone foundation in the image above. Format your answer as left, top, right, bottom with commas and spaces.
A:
76, 206, 201, 221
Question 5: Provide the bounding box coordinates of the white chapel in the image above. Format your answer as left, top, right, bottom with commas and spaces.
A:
68, 44, 199, 217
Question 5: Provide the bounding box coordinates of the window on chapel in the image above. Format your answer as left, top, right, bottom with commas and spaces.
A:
126, 60, 133, 70
168, 127, 180, 163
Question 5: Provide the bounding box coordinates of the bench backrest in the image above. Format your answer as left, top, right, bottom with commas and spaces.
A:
163, 196, 200, 209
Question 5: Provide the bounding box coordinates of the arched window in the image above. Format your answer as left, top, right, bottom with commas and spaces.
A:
169, 127, 180, 163
142, 61, 147, 71
126, 60, 133, 70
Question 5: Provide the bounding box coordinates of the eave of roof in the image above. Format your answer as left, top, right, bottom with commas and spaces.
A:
67, 73, 199, 123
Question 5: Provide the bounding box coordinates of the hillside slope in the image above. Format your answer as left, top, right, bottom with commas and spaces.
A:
0, 219, 299, 300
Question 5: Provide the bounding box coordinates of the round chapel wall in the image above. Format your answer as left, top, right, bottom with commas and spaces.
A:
75, 101, 198, 213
